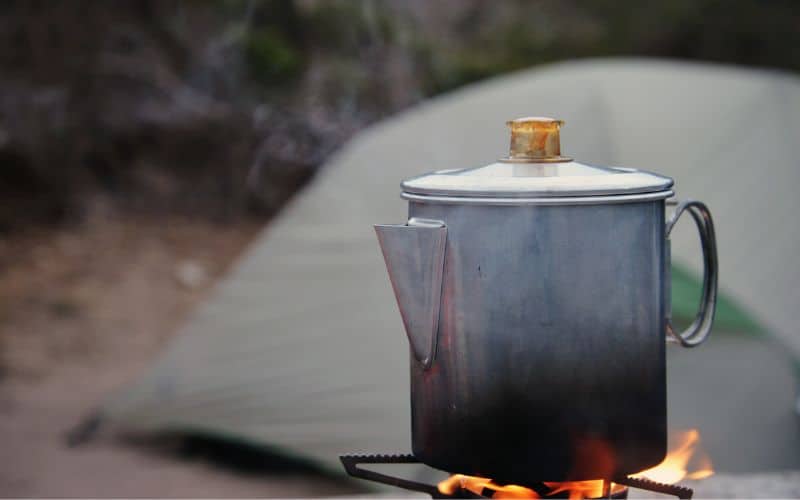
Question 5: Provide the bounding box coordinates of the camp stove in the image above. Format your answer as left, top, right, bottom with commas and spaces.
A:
339, 453, 694, 499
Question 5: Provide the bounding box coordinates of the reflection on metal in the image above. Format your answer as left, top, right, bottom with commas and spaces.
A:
665, 200, 718, 347
375, 219, 446, 370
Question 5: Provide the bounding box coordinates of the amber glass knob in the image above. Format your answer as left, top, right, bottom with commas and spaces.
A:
506, 117, 569, 162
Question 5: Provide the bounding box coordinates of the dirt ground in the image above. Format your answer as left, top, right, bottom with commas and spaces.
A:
0, 209, 357, 497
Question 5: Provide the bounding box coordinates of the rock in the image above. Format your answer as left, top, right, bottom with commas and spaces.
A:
175, 260, 208, 290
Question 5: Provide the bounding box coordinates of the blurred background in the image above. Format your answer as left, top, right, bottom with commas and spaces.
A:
1, 0, 799, 497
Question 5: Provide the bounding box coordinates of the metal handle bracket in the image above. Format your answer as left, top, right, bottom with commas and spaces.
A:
665, 200, 718, 347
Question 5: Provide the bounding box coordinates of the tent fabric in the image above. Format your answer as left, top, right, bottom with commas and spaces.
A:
101, 59, 800, 475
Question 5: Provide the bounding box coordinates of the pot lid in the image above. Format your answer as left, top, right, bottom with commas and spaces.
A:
401, 117, 674, 199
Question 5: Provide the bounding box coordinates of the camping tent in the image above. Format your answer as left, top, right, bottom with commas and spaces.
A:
100, 59, 800, 477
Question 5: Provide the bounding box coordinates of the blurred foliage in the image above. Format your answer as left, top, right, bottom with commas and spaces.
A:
416, 0, 800, 93
0, 0, 797, 230
301, 2, 396, 54
245, 28, 303, 84
240, 0, 305, 84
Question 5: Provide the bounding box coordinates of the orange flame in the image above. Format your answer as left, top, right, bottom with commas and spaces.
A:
633, 429, 714, 484
543, 481, 626, 500
436, 429, 713, 499
438, 474, 540, 499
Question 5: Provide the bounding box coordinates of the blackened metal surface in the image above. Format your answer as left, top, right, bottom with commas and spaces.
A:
615, 476, 693, 499
339, 453, 444, 498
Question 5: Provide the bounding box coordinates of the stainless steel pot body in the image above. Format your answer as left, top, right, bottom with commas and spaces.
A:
408, 198, 668, 482
376, 190, 717, 483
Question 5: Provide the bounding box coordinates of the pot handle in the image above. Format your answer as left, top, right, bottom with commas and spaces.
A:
665, 200, 718, 347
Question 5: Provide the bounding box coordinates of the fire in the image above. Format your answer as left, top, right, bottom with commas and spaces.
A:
633, 429, 714, 484
438, 474, 540, 499
436, 430, 713, 499
543, 481, 625, 500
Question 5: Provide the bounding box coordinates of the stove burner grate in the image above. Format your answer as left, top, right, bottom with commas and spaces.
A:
340, 453, 693, 499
